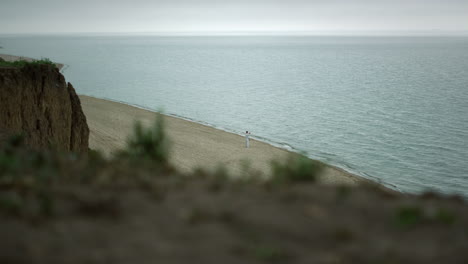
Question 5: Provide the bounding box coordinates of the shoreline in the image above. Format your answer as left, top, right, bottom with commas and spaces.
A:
80, 94, 384, 188
80, 95, 393, 186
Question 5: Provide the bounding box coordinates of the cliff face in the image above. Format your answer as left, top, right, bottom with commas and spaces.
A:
0, 64, 89, 152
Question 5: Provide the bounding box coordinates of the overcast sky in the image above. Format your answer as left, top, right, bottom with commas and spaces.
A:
1, 0, 468, 35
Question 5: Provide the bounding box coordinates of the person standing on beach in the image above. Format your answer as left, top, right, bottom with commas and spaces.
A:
245, 131, 251, 148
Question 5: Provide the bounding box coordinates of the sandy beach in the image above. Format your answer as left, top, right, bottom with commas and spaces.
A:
80, 95, 363, 185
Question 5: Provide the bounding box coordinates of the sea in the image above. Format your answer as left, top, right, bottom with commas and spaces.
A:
1, 34, 467, 196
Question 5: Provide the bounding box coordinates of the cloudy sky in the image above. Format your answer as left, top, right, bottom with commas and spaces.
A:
1, 0, 467, 34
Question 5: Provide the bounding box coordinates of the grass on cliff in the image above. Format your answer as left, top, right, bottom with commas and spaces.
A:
0, 57, 55, 68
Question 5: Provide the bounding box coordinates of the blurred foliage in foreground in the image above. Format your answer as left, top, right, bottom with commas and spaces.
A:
1, 114, 467, 264
119, 114, 170, 164
0, 115, 324, 217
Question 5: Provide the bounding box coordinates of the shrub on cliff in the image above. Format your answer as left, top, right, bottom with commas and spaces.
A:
0, 58, 55, 68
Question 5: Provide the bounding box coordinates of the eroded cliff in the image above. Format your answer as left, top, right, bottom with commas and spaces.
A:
0, 64, 89, 152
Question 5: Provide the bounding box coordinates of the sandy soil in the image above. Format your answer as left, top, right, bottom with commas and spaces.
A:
80, 95, 363, 186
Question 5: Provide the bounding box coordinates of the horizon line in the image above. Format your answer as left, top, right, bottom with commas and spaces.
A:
2, 30, 468, 37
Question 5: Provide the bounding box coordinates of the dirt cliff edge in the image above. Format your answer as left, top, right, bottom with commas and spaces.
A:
0, 64, 89, 152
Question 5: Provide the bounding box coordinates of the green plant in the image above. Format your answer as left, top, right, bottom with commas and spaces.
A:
250, 244, 289, 262
270, 154, 323, 184
124, 114, 170, 164
0, 58, 55, 68
0, 193, 23, 215
0, 134, 25, 176
395, 205, 423, 228
434, 208, 456, 225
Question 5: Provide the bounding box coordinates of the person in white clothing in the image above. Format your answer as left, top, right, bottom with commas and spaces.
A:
245, 131, 251, 148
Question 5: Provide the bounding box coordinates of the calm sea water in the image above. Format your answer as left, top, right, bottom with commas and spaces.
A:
1, 35, 468, 196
